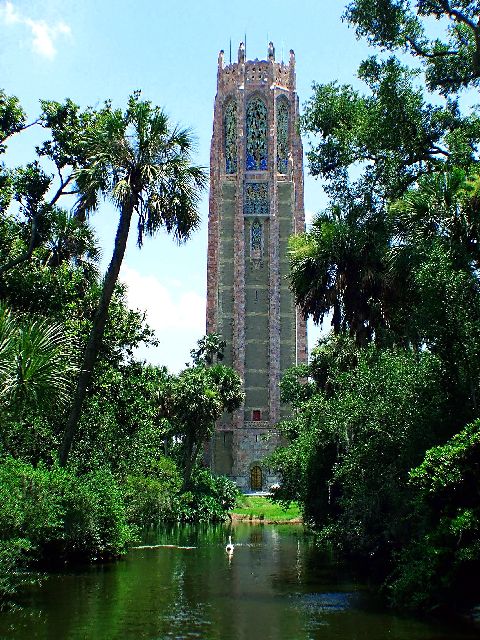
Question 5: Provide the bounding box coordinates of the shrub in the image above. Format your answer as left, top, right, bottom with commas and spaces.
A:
173, 468, 239, 523
60, 469, 133, 560
0, 456, 134, 606
0, 538, 32, 609
389, 421, 480, 609
122, 457, 182, 526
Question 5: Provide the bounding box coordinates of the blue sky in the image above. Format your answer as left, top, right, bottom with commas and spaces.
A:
1, 0, 374, 371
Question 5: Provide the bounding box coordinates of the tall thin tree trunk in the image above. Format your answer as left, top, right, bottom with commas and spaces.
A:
182, 432, 207, 491
59, 200, 134, 467
332, 299, 341, 334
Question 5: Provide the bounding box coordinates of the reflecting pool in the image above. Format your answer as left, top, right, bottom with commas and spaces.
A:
0, 524, 477, 639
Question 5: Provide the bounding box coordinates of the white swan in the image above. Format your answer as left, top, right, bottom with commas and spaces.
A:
225, 535, 234, 553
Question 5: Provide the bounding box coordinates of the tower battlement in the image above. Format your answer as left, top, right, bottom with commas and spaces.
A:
217, 43, 296, 92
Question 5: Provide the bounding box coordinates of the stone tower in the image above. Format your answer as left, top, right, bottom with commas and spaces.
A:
206, 42, 307, 491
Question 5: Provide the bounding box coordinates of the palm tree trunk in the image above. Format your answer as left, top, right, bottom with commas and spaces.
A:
59, 199, 134, 467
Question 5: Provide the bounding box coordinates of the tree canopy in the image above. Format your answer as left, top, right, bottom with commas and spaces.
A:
274, 0, 480, 611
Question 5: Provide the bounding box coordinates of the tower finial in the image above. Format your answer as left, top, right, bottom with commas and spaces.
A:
268, 41, 275, 61
238, 41, 245, 64
218, 50, 224, 69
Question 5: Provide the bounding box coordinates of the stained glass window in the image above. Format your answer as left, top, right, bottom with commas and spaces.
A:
251, 219, 262, 254
276, 97, 289, 174
246, 97, 268, 171
244, 183, 269, 217
224, 100, 237, 174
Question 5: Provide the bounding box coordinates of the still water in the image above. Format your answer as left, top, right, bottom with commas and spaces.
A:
0, 524, 477, 640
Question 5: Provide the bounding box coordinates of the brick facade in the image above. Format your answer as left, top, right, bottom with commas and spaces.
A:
206, 44, 307, 491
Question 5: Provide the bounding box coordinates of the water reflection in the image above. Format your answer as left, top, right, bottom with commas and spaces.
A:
0, 524, 477, 640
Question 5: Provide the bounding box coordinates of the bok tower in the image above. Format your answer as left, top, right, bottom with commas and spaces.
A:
206, 42, 307, 491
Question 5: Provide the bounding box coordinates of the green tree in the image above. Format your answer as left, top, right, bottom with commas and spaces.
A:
298, 55, 480, 344
190, 332, 226, 365
0, 94, 100, 276
0, 89, 29, 151
387, 169, 480, 416
270, 338, 445, 552
301, 57, 479, 202
0, 302, 73, 415
59, 93, 207, 466
391, 420, 480, 609
43, 208, 101, 277
345, 0, 480, 95
288, 203, 388, 343
164, 362, 243, 489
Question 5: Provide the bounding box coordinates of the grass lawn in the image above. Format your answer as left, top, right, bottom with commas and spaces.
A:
231, 495, 301, 521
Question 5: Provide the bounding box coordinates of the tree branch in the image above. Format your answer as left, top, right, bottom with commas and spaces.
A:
439, 0, 478, 33
0, 119, 40, 146
407, 37, 458, 59
429, 145, 450, 157
439, 0, 480, 77
49, 173, 73, 207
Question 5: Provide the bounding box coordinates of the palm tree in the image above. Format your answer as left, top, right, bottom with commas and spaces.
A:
190, 333, 226, 366
389, 168, 480, 271
59, 94, 207, 466
288, 205, 388, 344
0, 301, 72, 414
44, 207, 101, 283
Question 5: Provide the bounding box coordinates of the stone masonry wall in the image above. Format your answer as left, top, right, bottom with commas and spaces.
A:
207, 44, 307, 491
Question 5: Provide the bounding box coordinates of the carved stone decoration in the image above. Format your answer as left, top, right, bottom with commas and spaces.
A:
276, 97, 289, 174
224, 99, 237, 174
250, 218, 263, 259
244, 183, 269, 217
246, 97, 268, 171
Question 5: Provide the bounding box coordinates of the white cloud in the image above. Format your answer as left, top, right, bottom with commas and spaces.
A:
121, 264, 205, 332
120, 264, 206, 372
2, 0, 20, 24
305, 209, 316, 228
0, 1, 71, 60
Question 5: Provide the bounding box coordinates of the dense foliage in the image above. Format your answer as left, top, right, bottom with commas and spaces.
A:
271, 0, 480, 612
0, 91, 234, 608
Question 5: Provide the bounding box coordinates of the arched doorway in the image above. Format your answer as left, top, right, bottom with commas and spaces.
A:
250, 465, 263, 491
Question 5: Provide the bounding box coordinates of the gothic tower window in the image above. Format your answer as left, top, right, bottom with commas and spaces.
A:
276, 97, 289, 174
250, 219, 263, 257
246, 97, 268, 171
224, 99, 237, 174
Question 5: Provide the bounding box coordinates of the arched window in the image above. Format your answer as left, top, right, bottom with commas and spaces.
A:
224, 99, 237, 174
276, 97, 289, 174
250, 219, 263, 255
277, 97, 289, 173
246, 97, 268, 171
250, 465, 263, 491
